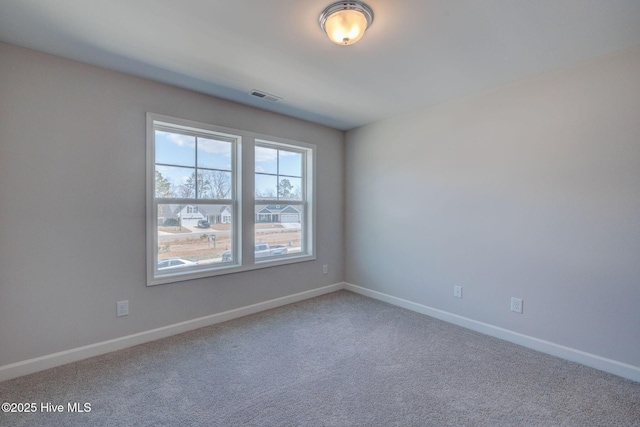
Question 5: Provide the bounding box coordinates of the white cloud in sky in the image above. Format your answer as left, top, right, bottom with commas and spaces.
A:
198, 138, 231, 155
167, 132, 195, 148
255, 147, 298, 162
255, 146, 277, 163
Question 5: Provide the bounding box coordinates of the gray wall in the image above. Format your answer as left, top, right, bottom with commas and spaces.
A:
0, 42, 344, 366
345, 46, 640, 367
2, 38, 639, 373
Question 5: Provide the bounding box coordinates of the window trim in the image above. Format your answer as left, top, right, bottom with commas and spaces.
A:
146, 113, 316, 286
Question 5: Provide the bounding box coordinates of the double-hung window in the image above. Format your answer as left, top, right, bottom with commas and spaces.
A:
147, 113, 315, 285
254, 141, 309, 261
147, 114, 240, 285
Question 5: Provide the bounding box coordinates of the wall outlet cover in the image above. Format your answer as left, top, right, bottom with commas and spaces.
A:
510, 297, 523, 314
117, 300, 129, 317
454, 286, 463, 298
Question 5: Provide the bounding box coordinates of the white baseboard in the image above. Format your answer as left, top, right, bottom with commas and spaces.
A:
344, 283, 640, 383
5, 282, 638, 384
0, 282, 345, 383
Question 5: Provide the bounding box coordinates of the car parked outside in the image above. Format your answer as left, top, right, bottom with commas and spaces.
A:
221, 243, 287, 262
157, 258, 199, 270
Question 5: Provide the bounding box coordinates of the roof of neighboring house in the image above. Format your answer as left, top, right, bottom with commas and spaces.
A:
159, 204, 177, 219
161, 203, 301, 218
197, 205, 231, 216
255, 205, 301, 215
159, 204, 231, 218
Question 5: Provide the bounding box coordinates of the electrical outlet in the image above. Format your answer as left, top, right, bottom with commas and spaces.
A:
510, 297, 523, 314
117, 300, 129, 317
322, 264, 328, 275
453, 286, 462, 298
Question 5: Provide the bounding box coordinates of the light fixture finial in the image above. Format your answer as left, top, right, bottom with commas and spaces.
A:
319, 1, 374, 46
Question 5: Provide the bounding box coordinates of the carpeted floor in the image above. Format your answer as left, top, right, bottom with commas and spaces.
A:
1, 290, 639, 426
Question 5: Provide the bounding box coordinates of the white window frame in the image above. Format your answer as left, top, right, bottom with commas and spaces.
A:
253, 139, 314, 264
147, 113, 242, 285
146, 113, 316, 286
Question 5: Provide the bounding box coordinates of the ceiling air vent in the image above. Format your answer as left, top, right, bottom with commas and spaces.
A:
250, 90, 282, 102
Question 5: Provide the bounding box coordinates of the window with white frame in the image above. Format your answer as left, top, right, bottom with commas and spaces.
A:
254, 141, 310, 261
147, 113, 315, 285
147, 114, 240, 285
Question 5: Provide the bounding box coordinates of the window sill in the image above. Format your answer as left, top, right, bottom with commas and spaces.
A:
147, 253, 316, 286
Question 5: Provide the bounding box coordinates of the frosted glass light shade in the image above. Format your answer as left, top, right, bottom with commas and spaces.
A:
325, 9, 367, 45
319, 1, 374, 46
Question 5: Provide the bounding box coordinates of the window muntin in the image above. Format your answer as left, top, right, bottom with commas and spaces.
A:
255, 144, 304, 201
154, 127, 234, 199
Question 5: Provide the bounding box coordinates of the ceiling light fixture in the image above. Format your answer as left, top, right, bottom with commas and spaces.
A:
319, 1, 374, 46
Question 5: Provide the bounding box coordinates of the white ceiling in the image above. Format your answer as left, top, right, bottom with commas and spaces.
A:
1, 0, 640, 130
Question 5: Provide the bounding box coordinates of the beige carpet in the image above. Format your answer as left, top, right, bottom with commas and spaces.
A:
1, 290, 639, 426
